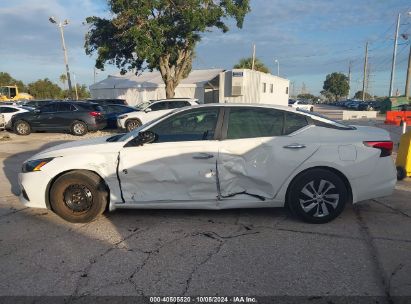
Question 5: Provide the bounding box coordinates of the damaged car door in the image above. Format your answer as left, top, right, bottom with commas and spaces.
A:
217, 107, 320, 201
118, 107, 221, 203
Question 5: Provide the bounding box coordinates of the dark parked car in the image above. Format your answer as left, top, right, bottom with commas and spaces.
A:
10, 101, 106, 136
101, 104, 138, 129
87, 98, 128, 106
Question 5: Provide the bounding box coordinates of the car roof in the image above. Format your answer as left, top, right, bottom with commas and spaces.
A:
151, 98, 198, 102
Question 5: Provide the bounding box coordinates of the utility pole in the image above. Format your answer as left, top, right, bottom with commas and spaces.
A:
389, 13, 401, 97
251, 44, 256, 71
362, 42, 369, 102
348, 61, 352, 99
49, 17, 73, 99
406, 44, 411, 98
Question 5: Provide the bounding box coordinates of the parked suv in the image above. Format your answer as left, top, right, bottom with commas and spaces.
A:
117, 98, 198, 132
10, 101, 106, 136
87, 99, 128, 106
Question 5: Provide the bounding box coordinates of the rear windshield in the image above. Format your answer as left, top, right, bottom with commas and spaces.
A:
299, 110, 355, 130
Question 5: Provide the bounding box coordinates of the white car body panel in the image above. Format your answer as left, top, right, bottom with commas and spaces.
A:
18, 104, 396, 213
0, 105, 29, 126
118, 140, 219, 202
117, 108, 172, 129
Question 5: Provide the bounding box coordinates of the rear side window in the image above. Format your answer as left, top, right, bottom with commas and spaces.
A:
227, 108, 284, 139
58, 103, 75, 112
0, 107, 18, 113
167, 101, 190, 109
284, 112, 308, 135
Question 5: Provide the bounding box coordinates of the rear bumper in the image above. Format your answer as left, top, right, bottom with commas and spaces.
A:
88, 121, 107, 131
351, 156, 397, 203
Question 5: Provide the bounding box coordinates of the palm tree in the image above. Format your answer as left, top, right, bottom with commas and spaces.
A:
233, 57, 270, 73
59, 74, 67, 90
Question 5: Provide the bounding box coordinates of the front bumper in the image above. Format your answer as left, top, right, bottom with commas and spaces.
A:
18, 172, 49, 209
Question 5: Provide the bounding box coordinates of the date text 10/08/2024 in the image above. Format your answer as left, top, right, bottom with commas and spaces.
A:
149, 296, 257, 303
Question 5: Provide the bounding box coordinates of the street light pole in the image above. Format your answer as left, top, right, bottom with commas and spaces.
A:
389, 13, 401, 97
274, 59, 279, 76
49, 17, 73, 99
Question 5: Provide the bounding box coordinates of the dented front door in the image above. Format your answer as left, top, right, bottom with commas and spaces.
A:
118, 140, 219, 203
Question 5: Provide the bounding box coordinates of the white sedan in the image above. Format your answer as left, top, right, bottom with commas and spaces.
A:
289, 99, 314, 112
0, 105, 29, 127
117, 98, 198, 132
19, 104, 396, 224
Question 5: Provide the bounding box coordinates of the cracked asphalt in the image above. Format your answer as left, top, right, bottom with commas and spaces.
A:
1, 120, 411, 300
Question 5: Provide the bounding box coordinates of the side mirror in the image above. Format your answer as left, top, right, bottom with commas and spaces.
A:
144, 107, 152, 113
125, 130, 157, 147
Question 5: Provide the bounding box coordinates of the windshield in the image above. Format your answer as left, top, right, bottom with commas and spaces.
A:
0, 87, 9, 97
135, 101, 152, 110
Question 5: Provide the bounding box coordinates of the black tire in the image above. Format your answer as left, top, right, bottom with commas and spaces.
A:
14, 120, 31, 135
397, 166, 406, 181
310, 107, 314, 112
50, 171, 108, 223
287, 168, 348, 224
126, 119, 141, 132
71, 120, 88, 136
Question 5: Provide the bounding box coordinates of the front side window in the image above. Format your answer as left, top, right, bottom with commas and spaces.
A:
0, 107, 18, 113
227, 108, 284, 139
150, 108, 219, 143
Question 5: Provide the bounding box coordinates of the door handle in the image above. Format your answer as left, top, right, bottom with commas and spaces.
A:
283, 143, 306, 149
192, 153, 214, 160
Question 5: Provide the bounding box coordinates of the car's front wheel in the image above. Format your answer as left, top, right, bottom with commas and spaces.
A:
126, 119, 141, 132
14, 120, 31, 135
50, 171, 108, 223
287, 168, 348, 223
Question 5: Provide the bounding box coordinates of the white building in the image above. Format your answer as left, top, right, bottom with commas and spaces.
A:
90, 68, 289, 106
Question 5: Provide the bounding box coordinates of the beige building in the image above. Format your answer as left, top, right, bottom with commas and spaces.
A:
90, 68, 289, 106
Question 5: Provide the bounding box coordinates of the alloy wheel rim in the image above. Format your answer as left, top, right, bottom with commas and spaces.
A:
73, 123, 85, 135
63, 184, 93, 212
299, 179, 339, 218
17, 123, 28, 134
128, 121, 138, 131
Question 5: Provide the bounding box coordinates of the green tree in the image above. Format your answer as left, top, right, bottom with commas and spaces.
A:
354, 90, 372, 100
233, 57, 270, 73
323, 72, 349, 101
27, 78, 62, 99
0, 72, 26, 92
297, 93, 316, 101
320, 90, 335, 101
85, 0, 251, 98
59, 74, 67, 90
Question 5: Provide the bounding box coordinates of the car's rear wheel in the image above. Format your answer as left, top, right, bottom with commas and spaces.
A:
397, 166, 406, 181
71, 121, 88, 136
14, 120, 31, 135
50, 171, 108, 223
287, 168, 348, 224
126, 119, 141, 132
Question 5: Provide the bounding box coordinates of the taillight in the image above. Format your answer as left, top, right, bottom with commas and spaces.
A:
89, 111, 102, 117
363, 141, 393, 157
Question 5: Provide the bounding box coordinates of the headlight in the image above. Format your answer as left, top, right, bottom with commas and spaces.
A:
118, 115, 128, 120
22, 158, 54, 173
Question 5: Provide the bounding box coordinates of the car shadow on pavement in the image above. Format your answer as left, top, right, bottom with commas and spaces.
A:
3, 141, 70, 196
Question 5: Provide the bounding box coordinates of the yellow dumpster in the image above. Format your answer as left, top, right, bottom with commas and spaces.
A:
396, 130, 411, 180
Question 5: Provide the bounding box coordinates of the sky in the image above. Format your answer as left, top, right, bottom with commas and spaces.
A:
0, 0, 410, 97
